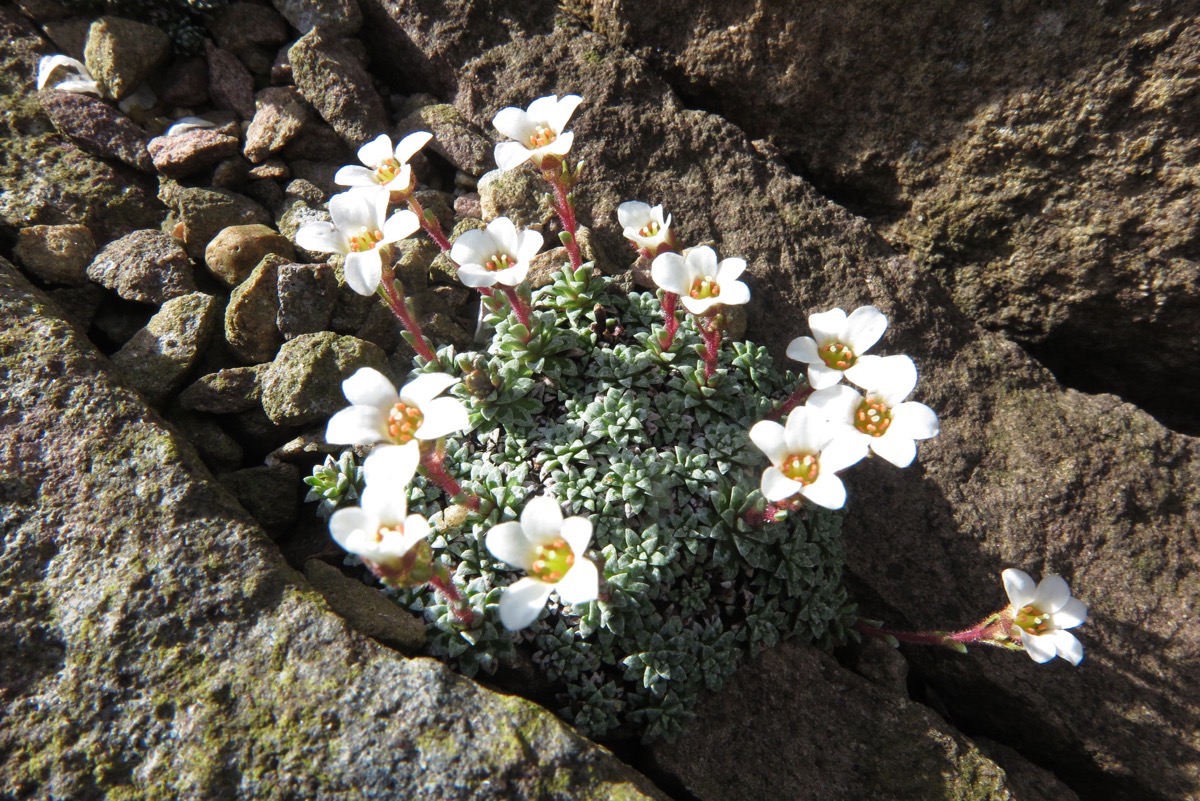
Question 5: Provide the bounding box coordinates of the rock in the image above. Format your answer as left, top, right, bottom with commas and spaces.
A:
14, 224, 95, 285
38, 89, 153, 172
478, 167, 554, 231
164, 404, 244, 472
260, 331, 388, 426
0, 257, 666, 800
178, 365, 264, 414
248, 159, 289, 181
82, 16, 169, 100
272, 0, 362, 37
205, 40, 256, 121
46, 283, 105, 331
304, 559, 426, 654
649, 643, 1075, 801
158, 180, 272, 259
577, 0, 1200, 435
397, 101, 493, 173
224, 254, 286, 364
289, 30, 387, 148
287, 159, 339, 199
218, 463, 300, 534
277, 261, 337, 339
243, 86, 309, 163
148, 128, 241, 179
204, 223, 296, 288
209, 2, 290, 54
86, 229, 196, 304
281, 118, 353, 161
109, 292, 221, 404
158, 55, 208, 107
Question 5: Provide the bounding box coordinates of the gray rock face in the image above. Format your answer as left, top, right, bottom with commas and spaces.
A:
0, 258, 666, 801
260, 331, 388, 426
38, 88, 153, 173
82, 15, 169, 100
244, 86, 309, 163
110, 292, 221, 404
277, 261, 337, 339
289, 30, 387, 148
14, 224, 96, 286
225, 253, 287, 364
86, 229, 196, 304
205, 40, 256, 121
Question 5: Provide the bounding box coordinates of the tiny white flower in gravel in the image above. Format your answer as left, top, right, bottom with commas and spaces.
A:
493, 94, 583, 171
786, 305, 889, 390
329, 477, 430, 576
164, 116, 217, 137
294, 187, 420, 295
650, 245, 751, 315
485, 495, 600, 630
806, 354, 940, 468
449, 216, 543, 288
1002, 568, 1088, 665
325, 368, 470, 463
749, 406, 867, 510
36, 55, 101, 96
617, 201, 673, 254
334, 131, 433, 193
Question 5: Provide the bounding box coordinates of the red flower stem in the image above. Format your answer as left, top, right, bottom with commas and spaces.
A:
500, 285, 533, 332
546, 172, 583, 271
429, 567, 476, 627
768, 383, 815, 420
660, 291, 680, 349
420, 444, 480, 510
378, 266, 439, 366
699, 315, 722, 381
407, 195, 452, 252
853, 617, 1008, 650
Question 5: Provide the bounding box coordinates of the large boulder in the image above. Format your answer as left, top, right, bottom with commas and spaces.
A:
0, 257, 667, 800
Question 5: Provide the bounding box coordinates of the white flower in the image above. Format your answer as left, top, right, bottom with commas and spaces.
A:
449, 217, 542, 288
786, 306, 889, 390
1002, 568, 1088, 665
325, 368, 470, 465
485, 496, 599, 630
36, 55, 101, 96
650, 246, 750, 315
749, 406, 867, 510
493, 94, 582, 171
294, 188, 420, 295
617, 201, 673, 254
329, 453, 429, 577
806, 355, 940, 468
334, 132, 433, 193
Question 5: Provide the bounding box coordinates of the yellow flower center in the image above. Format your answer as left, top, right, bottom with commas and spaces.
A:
530, 537, 575, 583
374, 157, 402, 184
387, 402, 424, 444
529, 125, 557, 149
854, 397, 893, 437
819, 341, 856, 370
781, 452, 820, 485
1014, 604, 1052, 636
349, 227, 383, 253
486, 252, 513, 272
638, 221, 660, 238
689, 276, 721, 300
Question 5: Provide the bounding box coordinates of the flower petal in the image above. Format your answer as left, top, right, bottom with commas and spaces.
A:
515, 229, 544, 263
807, 364, 844, 390
808, 308, 848, 343
845, 355, 916, 403
680, 295, 720, 316
1034, 575, 1073, 613
560, 516, 593, 556
493, 264, 529, 287
843, 305, 888, 353
761, 466, 802, 502
362, 443, 420, 488
1051, 630, 1085, 665
547, 94, 583, 133
556, 558, 599, 605
383, 209, 421, 243
343, 367, 398, 408
295, 221, 345, 255
716, 257, 746, 283
1021, 631, 1058, 663
360, 482, 408, 527
651, 252, 690, 295
398, 372, 457, 406
325, 405, 388, 446
328, 189, 375, 232
686, 246, 719, 277
786, 336, 820, 365
493, 106, 536, 142
329, 506, 373, 553
1054, 597, 1089, 629
617, 201, 651, 230
486, 216, 519, 255
414, 396, 470, 439
806, 385, 861, 425
400, 514, 431, 553
869, 432, 917, 468
521, 495, 565, 543
784, 406, 832, 455
395, 130, 433, 164
542, 130, 575, 157
344, 250, 383, 296
357, 134, 394, 168
457, 264, 500, 288
1002, 568, 1036, 608
494, 141, 532, 171
801, 473, 846, 510
334, 165, 378, 187
498, 577, 553, 630
486, 521, 536, 570
891, 402, 940, 441
749, 420, 788, 465
716, 278, 750, 307
821, 435, 870, 473
450, 228, 497, 268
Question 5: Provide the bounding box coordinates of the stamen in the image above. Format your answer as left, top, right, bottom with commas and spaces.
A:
688, 276, 721, 300
530, 537, 575, 583
350, 227, 383, 253
1014, 604, 1052, 635
639, 221, 660, 238
819, 342, 856, 370
375, 157, 402, 185
781, 452, 820, 485
387, 402, 425, 444
485, 252, 513, 272
529, 125, 557, 149
854, 398, 893, 437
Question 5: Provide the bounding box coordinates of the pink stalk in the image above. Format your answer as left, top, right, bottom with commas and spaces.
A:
407, 195, 452, 252
379, 266, 440, 366
420, 445, 479, 510
546, 170, 584, 271
699, 316, 723, 381
768, 383, 815, 421
429, 568, 477, 627
500, 285, 533, 331
853, 617, 1008, 651
660, 291, 680, 349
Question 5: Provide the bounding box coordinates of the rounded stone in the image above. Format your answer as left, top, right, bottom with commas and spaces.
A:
260, 331, 388, 426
